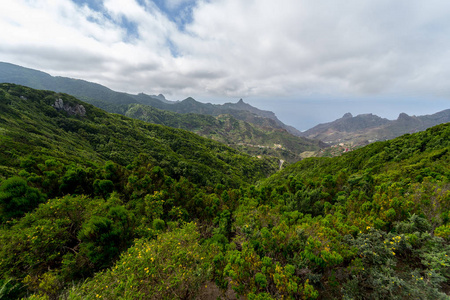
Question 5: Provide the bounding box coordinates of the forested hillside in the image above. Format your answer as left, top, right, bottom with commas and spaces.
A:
0, 84, 449, 299
0, 62, 301, 136
125, 104, 324, 163
0, 84, 278, 185
0, 62, 319, 162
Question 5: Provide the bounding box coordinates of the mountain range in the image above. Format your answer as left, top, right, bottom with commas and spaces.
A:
300, 110, 450, 146
0, 62, 320, 162
2, 61, 449, 159
0, 62, 300, 135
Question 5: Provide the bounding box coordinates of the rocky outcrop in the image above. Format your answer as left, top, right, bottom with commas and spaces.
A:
53, 98, 86, 116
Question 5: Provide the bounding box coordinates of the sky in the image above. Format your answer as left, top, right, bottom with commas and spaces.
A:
1, 0, 450, 130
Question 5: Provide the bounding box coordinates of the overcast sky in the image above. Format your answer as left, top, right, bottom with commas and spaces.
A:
1, 0, 450, 130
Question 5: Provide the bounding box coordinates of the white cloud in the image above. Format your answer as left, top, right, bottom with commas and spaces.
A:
0, 0, 450, 128
179, 0, 450, 98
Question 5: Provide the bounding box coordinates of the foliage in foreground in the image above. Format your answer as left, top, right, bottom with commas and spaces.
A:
68, 222, 213, 299
0, 84, 449, 299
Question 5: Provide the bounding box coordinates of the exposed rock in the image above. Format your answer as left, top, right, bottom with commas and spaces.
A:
53, 98, 64, 110
52, 98, 86, 116
75, 104, 86, 116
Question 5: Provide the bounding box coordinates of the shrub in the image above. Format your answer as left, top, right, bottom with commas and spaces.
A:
0, 176, 45, 222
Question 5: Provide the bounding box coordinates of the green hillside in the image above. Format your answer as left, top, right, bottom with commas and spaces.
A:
0, 84, 278, 186
0, 62, 302, 136
0, 84, 449, 299
125, 104, 324, 163
0, 62, 321, 162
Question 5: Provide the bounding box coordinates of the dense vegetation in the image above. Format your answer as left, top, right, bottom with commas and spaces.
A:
0, 62, 302, 136
0, 62, 322, 163
0, 84, 449, 299
125, 104, 323, 163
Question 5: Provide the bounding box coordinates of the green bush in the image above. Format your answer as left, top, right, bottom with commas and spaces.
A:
78, 205, 135, 270
0, 176, 45, 222
152, 218, 165, 231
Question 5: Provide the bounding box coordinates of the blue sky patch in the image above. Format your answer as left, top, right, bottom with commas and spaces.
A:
120, 15, 140, 41
150, 0, 197, 30
72, 0, 104, 12
72, 0, 140, 41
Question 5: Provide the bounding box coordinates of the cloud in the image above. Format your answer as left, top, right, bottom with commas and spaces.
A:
0, 0, 450, 128
181, 0, 450, 98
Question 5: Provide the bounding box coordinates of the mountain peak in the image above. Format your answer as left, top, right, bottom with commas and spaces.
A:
397, 112, 411, 121
342, 112, 353, 119
151, 93, 166, 101
237, 98, 244, 104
